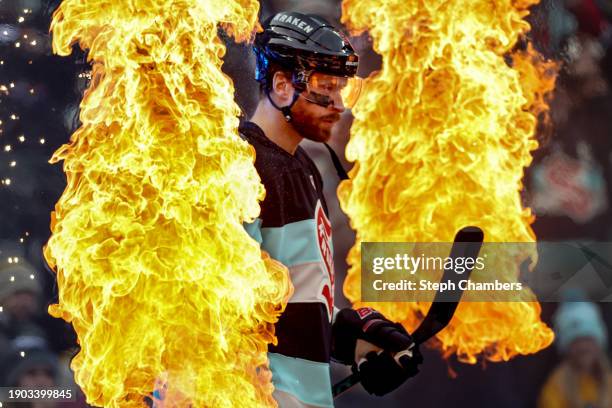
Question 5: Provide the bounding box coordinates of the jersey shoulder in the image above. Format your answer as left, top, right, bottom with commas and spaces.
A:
239, 122, 325, 227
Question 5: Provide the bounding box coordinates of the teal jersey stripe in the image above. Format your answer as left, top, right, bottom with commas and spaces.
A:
261, 219, 333, 267
261, 219, 320, 266
243, 218, 263, 245
243, 218, 322, 266
268, 352, 333, 408
244, 218, 336, 268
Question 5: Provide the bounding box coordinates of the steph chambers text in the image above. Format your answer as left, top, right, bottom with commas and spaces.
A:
372, 279, 523, 292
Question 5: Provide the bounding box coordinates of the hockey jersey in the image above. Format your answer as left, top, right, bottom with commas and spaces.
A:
240, 121, 336, 408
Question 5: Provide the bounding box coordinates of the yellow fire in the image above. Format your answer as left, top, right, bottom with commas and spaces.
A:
340, 0, 557, 362
44, 1, 291, 406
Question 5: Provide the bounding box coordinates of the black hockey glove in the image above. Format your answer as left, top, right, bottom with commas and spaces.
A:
331, 307, 423, 396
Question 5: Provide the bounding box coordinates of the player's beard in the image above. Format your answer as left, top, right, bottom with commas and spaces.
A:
291, 106, 340, 143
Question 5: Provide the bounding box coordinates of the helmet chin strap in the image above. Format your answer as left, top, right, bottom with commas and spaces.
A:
323, 143, 349, 181
266, 89, 302, 122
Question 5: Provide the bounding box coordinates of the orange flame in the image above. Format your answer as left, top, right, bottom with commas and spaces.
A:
44, 1, 290, 406
340, 0, 557, 363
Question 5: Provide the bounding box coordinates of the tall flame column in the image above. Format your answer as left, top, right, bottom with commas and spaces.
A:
44, 1, 290, 406
340, 0, 556, 362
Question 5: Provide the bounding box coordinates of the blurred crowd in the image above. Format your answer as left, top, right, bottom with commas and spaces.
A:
0, 257, 86, 407
527, 0, 612, 241
540, 293, 612, 408
0, 0, 611, 407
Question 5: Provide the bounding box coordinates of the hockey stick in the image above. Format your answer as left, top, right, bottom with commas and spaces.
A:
332, 226, 484, 398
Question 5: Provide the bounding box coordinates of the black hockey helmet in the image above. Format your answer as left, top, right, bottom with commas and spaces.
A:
254, 12, 359, 82
253, 11, 361, 120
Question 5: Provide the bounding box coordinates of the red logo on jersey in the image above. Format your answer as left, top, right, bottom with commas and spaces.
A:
357, 307, 375, 319
315, 201, 334, 317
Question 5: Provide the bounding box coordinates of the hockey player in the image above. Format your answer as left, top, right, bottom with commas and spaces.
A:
241, 11, 423, 408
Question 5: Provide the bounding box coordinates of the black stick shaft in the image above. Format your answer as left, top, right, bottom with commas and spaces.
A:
332, 226, 484, 398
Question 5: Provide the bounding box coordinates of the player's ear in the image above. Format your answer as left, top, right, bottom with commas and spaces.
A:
271, 71, 294, 104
